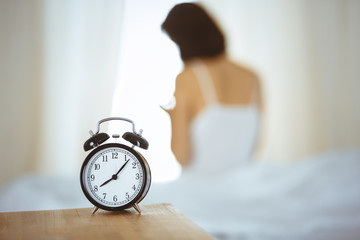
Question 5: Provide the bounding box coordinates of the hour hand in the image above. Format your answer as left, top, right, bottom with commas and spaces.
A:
100, 176, 114, 187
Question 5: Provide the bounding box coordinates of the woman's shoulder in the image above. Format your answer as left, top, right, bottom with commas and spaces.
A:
226, 59, 259, 80
175, 67, 198, 92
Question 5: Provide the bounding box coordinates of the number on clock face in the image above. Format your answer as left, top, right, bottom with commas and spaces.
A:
83, 147, 144, 207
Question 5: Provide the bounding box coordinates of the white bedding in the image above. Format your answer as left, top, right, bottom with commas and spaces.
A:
1, 149, 360, 240
145, 149, 360, 239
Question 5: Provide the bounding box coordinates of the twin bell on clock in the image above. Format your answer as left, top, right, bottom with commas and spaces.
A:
80, 117, 151, 215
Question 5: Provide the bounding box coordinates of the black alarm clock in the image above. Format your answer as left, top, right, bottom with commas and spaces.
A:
80, 117, 151, 214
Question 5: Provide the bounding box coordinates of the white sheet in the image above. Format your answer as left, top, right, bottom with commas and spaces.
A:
144, 149, 360, 239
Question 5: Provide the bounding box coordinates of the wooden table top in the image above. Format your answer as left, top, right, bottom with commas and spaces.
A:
0, 203, 213, 240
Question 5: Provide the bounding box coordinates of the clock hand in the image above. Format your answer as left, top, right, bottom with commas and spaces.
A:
99, 160, 130, 188
100, 177, 113, 187
114, 159, 130, 176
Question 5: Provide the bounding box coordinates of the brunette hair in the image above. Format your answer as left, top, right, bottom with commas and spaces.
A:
162, 3, 225, 61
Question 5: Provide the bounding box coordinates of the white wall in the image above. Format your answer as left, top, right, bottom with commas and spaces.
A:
0, 0, 43, 186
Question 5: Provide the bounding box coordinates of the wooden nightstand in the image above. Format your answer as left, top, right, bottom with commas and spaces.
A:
0, 203, 213, 240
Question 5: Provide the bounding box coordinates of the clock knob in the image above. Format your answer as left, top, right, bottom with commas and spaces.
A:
122, 132, 149, 150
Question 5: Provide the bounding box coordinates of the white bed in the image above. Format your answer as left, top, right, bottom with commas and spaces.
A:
1, 149, 360, 240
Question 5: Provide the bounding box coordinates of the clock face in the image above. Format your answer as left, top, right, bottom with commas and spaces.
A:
80, 143, 149, 210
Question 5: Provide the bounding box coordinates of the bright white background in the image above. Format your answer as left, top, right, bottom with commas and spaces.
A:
0, 0, 359, 188
109, 0, 186, 181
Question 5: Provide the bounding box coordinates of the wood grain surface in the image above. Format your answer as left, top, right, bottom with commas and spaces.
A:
0, 203, 213, 240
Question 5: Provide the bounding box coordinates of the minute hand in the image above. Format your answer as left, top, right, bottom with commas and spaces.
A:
115, 159, 130, 176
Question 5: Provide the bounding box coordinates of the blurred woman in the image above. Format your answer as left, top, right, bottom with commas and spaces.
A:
162, 3, 263, 175
144, 3, 264, 234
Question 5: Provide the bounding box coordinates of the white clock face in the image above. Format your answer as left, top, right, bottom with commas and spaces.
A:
82, 145, 145, 208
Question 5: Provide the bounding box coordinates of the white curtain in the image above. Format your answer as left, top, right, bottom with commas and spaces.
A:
201, 0, 360, 161
0, 0, 124, 187
39, 0, 124, 176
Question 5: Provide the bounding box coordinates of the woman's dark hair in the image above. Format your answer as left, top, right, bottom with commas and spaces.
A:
162, 3, 225, 61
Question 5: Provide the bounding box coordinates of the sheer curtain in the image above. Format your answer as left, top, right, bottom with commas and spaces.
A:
201, 0, 360, 161
39, 0, 124, 176
0, 0, 124, 187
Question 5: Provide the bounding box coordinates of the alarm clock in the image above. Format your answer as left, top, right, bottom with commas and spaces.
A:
80, 117, 151, 214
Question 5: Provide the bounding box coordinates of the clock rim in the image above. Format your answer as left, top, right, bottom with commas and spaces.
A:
80, 143, 151, 211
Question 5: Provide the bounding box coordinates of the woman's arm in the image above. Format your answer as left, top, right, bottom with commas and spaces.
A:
168, 74, 193, 167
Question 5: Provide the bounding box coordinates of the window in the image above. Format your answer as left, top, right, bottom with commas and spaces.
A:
110, 0, 193, 182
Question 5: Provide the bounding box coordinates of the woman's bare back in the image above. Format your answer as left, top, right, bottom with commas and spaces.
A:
180, 55, 261, 121
169, 55, 262, 166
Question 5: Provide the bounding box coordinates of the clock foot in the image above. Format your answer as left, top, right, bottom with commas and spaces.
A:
133, 203, 141, 214
92, 206, 99, 215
